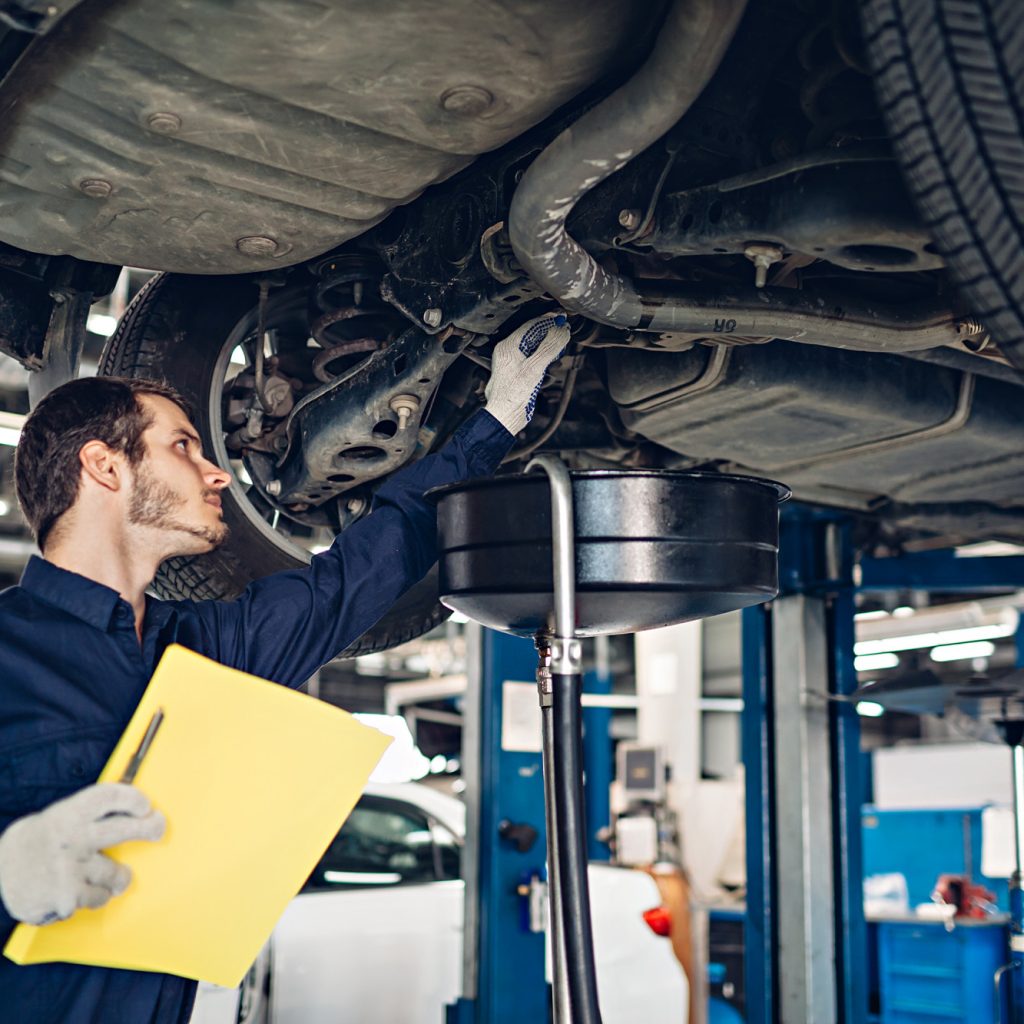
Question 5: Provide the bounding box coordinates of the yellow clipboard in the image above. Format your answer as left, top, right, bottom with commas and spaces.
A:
4, 644, 392, 987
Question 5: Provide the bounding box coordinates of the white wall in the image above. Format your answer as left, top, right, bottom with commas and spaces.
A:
872, 741, 1012, 809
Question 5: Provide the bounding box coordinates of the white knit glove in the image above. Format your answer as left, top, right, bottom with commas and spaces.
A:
0, 783, 165, 925
484, 313, 571, 436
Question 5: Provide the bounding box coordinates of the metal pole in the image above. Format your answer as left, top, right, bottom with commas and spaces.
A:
537, 636, 571, 1024
529, 449, 576, 1023
527, 455, 576, 642
527, 455, 602, 1024
1013, 746, 1024, 881
771, 594, 838, 1024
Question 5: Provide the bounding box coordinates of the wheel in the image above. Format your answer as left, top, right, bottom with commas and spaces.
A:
861, 0, 1024, 366
99, 271, 450, 657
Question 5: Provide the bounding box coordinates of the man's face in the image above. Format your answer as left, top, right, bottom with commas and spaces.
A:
127, 395, 231, 554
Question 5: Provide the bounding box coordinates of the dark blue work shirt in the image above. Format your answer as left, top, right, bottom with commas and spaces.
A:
0, 409, 511, 1024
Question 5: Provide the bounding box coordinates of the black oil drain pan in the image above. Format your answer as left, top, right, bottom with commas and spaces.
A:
430, 470, 789, 638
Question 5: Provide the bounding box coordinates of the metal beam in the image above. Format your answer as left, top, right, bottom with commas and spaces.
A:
857, 552, 1024, 593
742, 604, 776, 1024
772, 594, 838, 1024
830, 586, 868, 1024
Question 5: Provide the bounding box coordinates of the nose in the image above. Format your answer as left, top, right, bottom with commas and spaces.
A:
201, 457, 231, 491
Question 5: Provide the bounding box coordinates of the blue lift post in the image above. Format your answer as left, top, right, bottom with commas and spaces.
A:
583, 657, 613, 862
829, 524, 868, 1024
448, 628, 550, 1024
741, 602, 776, 1023
741, 507, 867, 1024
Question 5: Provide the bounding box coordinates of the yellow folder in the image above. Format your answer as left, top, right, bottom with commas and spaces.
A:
3, 644, 392, 987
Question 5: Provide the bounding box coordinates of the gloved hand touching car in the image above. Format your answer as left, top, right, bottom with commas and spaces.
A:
484, 313, 571, 437
0, 783, 165, 925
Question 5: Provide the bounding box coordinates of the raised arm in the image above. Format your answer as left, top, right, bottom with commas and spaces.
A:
189, 314, 569, 687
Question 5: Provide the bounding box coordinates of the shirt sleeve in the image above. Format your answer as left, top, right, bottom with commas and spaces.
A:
185, 409, 514, 686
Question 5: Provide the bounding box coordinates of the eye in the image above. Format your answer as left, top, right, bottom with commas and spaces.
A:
175, 439, 189, 452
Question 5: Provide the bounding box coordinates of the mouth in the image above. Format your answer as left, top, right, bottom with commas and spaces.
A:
204, 496, 223, 512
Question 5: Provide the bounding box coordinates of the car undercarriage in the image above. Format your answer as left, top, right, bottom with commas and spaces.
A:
1, 0, 1022, 652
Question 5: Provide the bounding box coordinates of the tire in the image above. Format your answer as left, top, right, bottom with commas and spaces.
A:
99, 272, 450, 657
861, 0, 1024, 366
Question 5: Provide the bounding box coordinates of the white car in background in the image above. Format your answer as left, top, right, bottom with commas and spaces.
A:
190, 782, 687, 1024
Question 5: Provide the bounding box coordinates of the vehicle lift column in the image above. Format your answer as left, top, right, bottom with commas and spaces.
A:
448, 625, 550, 1024
744, 518, 1024, 1024
742, 508, 867, 1024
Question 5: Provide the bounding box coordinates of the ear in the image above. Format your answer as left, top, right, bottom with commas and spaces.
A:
78, 440, 125, 493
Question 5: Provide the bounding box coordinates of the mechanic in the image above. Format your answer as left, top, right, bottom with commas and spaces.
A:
0, 312, 569, 1024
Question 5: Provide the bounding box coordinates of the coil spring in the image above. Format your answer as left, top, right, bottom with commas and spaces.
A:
309, 256, 392, 383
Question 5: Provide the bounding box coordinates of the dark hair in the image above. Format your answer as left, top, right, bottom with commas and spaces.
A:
15, 376, 192, 549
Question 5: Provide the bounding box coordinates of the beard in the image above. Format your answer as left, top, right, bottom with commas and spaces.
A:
128, 464, 229, 551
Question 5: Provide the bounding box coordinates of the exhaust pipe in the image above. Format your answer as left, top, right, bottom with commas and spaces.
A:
508, 0, 748, 328
508, 0, 967, 354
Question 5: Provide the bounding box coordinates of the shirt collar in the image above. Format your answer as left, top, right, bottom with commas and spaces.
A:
20, 555, 123, 632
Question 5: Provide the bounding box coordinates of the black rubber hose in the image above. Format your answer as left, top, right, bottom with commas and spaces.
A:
551, 670, 602, 1024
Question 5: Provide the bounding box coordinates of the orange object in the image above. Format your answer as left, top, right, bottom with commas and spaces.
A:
643, 905, 673, 937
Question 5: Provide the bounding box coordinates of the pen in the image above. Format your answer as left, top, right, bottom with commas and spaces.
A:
119, 708, 165, 785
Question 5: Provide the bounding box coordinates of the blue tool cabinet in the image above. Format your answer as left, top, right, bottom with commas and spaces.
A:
876, 920, 1008, 1024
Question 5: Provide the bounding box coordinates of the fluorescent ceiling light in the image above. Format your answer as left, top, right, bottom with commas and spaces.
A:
892, 606, 915, 618
855, 621, 1017, 656
854, 652, 900, 672
0, 427, 20, 447
930, 640, 996, 663
856, 701, 885, 717
855, 610, 889, 621
86, 312, 118, 337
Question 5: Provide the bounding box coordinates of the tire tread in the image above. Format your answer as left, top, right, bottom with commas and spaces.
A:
861, 0, 1024, 363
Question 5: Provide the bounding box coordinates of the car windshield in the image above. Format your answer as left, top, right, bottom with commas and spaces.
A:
302, 795, 461, 892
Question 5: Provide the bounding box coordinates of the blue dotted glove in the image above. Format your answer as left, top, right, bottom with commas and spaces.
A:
484, 314, 571, 436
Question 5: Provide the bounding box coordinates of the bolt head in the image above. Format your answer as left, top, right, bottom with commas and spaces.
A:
236, 235, 281, 257
79, 178, 112, 199
146, 111, 182, 135
265, 479, 282, 496
440, 85, 495, 117
390, 393, 421, 416
743, 243, 784, 263
422, 307, 443, 328
618, 208, 642, 231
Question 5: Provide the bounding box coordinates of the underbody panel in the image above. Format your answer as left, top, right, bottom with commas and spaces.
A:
608, 342, 1024, 536
0, 0, 650, 273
